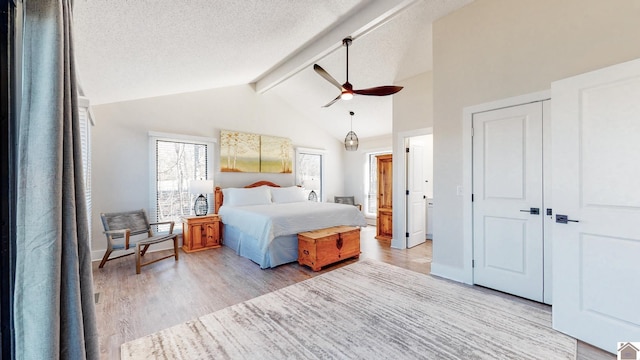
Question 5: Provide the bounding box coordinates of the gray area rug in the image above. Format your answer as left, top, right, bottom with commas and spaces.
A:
121, 259, 576, 359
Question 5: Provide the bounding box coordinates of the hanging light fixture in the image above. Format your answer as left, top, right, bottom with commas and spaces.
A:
344, 111, 359, 151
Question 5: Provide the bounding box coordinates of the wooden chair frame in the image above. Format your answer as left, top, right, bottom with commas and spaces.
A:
100, 209, 179, 274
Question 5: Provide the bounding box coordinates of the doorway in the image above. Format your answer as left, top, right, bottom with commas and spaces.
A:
394, 128, 432, 250
406, 134, 433, 248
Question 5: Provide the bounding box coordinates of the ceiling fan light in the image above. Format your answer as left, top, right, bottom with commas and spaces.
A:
341, 92, 353, 100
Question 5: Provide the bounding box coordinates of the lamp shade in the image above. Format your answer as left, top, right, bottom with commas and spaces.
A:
344, 131, 358, 151
344, 111, 358, 151
189, 179, 213, 195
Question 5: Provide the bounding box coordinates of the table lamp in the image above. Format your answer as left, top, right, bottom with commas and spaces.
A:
189, 179, 213, 216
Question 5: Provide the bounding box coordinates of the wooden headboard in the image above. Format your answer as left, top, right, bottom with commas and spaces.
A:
214, 181, 281, 214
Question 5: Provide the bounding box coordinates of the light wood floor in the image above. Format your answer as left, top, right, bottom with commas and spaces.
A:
92, 226, 612, 359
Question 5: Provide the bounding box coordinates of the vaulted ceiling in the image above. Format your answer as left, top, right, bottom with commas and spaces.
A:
72, 0, 472, 140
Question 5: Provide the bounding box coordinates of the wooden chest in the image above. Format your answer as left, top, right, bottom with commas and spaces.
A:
297, 226, 360, 271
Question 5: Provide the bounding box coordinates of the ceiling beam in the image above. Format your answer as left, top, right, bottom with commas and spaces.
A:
254, 0, 420, 94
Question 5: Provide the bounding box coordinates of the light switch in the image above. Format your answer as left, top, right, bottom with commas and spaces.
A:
456, 185, 463, 196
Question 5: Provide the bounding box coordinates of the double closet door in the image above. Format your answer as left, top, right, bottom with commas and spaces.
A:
473, 58, 640, 353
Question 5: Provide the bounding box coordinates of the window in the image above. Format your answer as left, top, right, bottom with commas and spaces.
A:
149, 132, 215, 230
366, 151, 391, 216
78, 97, 93, 238
295, 148, 325, 201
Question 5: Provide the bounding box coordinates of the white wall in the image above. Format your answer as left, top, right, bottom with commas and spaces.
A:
90, 84, 344, 257
391, 71, 433, 248
341, 71, 433, 237
342, 134, 392, 208
393, 71, 433, 133
432, 0, 640, 281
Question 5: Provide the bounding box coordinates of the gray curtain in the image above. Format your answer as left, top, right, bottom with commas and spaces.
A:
14, 0, 99, 359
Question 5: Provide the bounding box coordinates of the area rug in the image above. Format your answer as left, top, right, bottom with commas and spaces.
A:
121, 259, 576, 359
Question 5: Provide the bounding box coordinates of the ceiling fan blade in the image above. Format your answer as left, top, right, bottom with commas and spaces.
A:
322, 94, 342, 108
353, 86, 404, 96
314, 64, 343, 90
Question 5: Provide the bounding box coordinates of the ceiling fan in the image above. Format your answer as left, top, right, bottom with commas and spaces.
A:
314, 36, 403, 108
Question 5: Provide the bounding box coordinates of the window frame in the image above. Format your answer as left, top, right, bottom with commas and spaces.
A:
365, 150, 391, 218
148, 132, 216, 230
78, 96, 93, 242
295, 147, 325, 202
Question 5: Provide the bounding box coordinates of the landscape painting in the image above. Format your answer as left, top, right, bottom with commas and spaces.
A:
260, 135, 292, 173
220, 130, 260, 172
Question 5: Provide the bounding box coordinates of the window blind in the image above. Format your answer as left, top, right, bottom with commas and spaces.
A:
78, 99, 92, 238
155, 140, 208, 227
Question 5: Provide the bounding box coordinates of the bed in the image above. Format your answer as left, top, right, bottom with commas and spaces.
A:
214, 181, 367, 269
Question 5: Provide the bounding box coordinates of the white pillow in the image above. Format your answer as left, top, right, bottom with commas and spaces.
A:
271, 186, 307, 203
222, 186, 272, 206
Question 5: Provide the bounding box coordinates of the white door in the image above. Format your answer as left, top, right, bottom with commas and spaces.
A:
472, 102, 544, 302
407, 139, 426, 248
551, 59, 640, 353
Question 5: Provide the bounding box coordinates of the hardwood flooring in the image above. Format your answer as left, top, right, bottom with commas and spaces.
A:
92, 226, 612, 359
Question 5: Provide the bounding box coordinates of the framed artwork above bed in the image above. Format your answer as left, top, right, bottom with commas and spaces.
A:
219, 130, 293, 173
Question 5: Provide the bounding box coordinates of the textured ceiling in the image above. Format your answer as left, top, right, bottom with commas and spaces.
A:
73, 0, 472, 140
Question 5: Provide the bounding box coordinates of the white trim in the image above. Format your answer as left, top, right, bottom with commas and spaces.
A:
462, 90, 551, 285
148, 131, 217, 144
364, 149, 392, 218
295, 146, 326, 154
295, 147, 326, 202
78, 96, 90, 108
431, 262, 472, 285
149, 132, 216, 225
78, 96, 96, 126
393, 127, 433, 249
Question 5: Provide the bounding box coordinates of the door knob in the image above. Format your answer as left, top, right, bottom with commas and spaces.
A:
556, 214, 579, 224
519, 207, 540, 215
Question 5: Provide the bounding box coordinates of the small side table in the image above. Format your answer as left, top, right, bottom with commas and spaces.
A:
181, 214, 221, 253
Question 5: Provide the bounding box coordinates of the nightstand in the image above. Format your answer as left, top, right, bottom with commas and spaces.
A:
181, 214, 221, 253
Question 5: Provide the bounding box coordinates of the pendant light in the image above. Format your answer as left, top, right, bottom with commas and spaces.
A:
344, 111, 359, 151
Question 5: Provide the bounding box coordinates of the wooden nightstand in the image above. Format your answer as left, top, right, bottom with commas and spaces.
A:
181, 214, 221, 253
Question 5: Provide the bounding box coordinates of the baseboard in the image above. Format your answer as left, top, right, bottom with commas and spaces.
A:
430, 262, 472, 285
91, 237, 184, 262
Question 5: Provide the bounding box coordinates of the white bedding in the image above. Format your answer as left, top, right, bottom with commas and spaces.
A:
218, 202, 367, 265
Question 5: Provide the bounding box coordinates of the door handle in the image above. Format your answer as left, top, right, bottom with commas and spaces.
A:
519, 207, 540, 215
556, 214, 579, 224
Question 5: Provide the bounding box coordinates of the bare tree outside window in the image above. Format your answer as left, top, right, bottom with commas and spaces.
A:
296, 150, 323, 201
368, 153, 378, 214
367, 152, 391, 215
156, 140, 208, 228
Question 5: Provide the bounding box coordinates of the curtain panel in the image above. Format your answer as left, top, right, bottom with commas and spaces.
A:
15, 0, 99, 359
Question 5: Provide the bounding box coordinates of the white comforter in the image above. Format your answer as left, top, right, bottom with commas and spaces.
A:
218, 201, 367, 252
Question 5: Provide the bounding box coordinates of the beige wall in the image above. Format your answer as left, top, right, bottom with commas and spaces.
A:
342, 134, 392, 216
432, 0, 640, 278
90, 85, 343, 258
393, 71, 433, 132
342, 70, 432, 227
